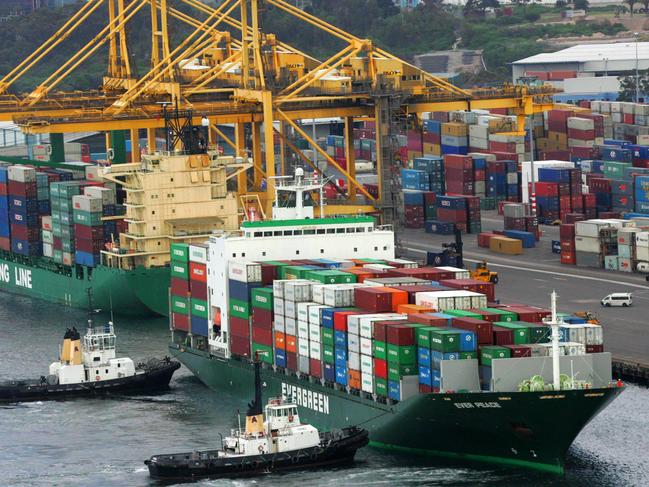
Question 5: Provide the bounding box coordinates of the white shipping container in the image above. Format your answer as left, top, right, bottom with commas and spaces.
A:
85, 166, 101, 182
42, 230, 53, 245
41, 215, 52, 231
469, 124, 489, 139
575, 220, 614, 238
274, 314, 286, 333
297, 319, 309, 338
8, 165, 36, 183
469, 294, 488, 309
636, 232, 649, 248
284, 281, 313, 302
323, 284, 354, 307
567, 117, 594, 131
469, 136, 489, 150
348, 333, 360, 354
574, 236, 601, 253
308, 304, 329, 324
389, 258, 418, 269
272, 280, 287, 298
43, 242, 53, 258
583, 323, 604, 346
311, 284, 325, 304
360, 353, 373, 374
297, 302, 313, 322
229, 261, 262, 283
560, 324, 586, 345
72, 195, 103, 213
84, 186, 116, 205
189, 244, 208, 264
309, 322, 321, 343
348, 351, 360, 371
284, 300, 298, 319
356, 314, 406, 338
273, 297, 285, 316
435, 266, 470, 279
360, 337, 372, 357
415, 290, 484, 311
363, 263, 395, 271
309, 341, 321, 360
285, 317, 297, 336
568, 139, 595, 148
361, 373, 374, 393
298, 337, 309, 357
527, 344, 551, 357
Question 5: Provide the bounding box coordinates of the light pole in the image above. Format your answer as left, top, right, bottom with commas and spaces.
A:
635, 32, 640, 104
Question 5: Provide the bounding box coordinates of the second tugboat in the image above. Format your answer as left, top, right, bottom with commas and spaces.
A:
144, 358, 368, 481
0, 293, 180, 403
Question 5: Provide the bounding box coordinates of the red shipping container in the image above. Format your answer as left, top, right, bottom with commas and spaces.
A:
0, 183, 7, 195
382, 287, 409, 312
548, 110, 576, 122
444, 154, 473, 170
489, 141, 519, 153
260, 264, 277, 284
0, 237, 10, 251
189, 262, 207, 282
567, 128, 595, 140
467, 309, 504, 323
493, 326, 514, 346
230, 334, 251, 357
371, 320, 405, 342
170, 277, 189, 295
373, 358, 387, 379
504, 345, 531, 358
8, 181, 37, 198
354, 287, 392, 312
252, 325, 273, 346
286, 351, 297, 370
582, 193, 596, 208
437, 208, 468, 223
505, 306, 550, 323
74, 224, 103, 240
623, 113, 634, 124
53, 237, 62, 250
190, 280, 208, 301
531, 182, 559, 197
419, 384, 433, 393
10, 225, 39, 241
385, 323, 416, 346
396, 284, 440, 304
561, 240, 575, 253
310, 358, 323, 378
561, 252, 576, 265
451, 317, 493, 345
75, 238, 104, 254
477, 232, 496, 248
172, 312, 189, 332
344, 268, 379, 283
274, 331, 285, 350
334, 310, 359, 332
586, 344, 604, 354
230, 316, 250, 337
252, 307, 273, 329
391, 267, 455, 281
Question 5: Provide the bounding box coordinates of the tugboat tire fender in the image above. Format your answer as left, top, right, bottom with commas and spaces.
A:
310, 452, 317, 460
291, 455, 299, 464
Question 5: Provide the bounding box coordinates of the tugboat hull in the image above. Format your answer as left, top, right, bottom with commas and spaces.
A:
145, 426, 369, 481
0, 360, 180, 403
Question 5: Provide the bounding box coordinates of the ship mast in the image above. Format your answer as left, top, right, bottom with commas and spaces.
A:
550, 290, 561, 391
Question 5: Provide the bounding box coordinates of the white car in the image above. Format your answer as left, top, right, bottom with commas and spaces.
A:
601, 293, 633, 307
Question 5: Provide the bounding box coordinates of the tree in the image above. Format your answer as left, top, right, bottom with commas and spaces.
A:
642, 0, 649, 14
626, 0, 637, 15
574, 0, 589, 10
618, 70, 649, 101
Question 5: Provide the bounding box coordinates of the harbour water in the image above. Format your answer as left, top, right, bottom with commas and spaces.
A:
0, 293, 647, 487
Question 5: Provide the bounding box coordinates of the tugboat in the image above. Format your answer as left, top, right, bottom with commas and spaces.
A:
0, 294, 180, 403
144, 358, 369, 481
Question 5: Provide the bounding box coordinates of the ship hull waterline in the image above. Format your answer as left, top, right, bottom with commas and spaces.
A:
172, 345, 622, 474
0, 255, 170, 317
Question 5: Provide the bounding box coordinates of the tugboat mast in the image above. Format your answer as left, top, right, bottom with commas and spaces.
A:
550, 290, 561, 391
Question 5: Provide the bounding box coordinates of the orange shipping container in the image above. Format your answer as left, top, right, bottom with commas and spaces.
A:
489, 236, 523, 255
397, 304, 434, 315
348, 369, 361, 390
383, 287, 409, 312
285, 334, 297, 353
274, 331, 286, 350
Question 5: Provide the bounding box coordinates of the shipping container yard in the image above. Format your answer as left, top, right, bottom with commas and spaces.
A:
1, 0, 649, 485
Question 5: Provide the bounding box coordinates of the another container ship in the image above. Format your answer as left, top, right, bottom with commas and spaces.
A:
169, 174, 623, 474
0, 151, 246, 315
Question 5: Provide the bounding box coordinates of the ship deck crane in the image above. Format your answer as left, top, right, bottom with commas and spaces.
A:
0, 0, 556, 221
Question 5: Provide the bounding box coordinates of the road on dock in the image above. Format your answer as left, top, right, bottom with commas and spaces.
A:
399, 212, 649, 364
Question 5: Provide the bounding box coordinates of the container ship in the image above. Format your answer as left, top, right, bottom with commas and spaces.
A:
169, 173, 623, 474
0, 150, 246, 315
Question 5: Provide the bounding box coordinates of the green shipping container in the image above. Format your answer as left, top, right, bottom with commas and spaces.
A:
386, 344, 416, 365
52, 213, 61, 225
460, 351, 477, 360
50, 198, 61, 211
60, 198, 73, 213
170, 243, 189, 262
430, 330, 461, 353
171, 295, 190, 315
251, 287, 273, 310
416, 326, 443, 348
321, 328, 334, 347
388, 363, 416, 381
603, 161, 630, 180
480, 346, 511, 366
522, 322, 550, 343
374, 377, 388, 396
480, 197, 497, 211
373, 341, 387, 360
494, 321, 530, 344
482, 308, 517, 322
304, 269, 356, 284
53, 250, 63, 263
73, 210, 102, 226
230, 298, 251, 319
191, 298, 208, 318
62, 240, 74, 253
170, 261, 189, 279
424, 204, 437, 220
282, 265, 310, 280
252, 342, 274, 365
443, 309, 482, 319
322, 345, 334, 364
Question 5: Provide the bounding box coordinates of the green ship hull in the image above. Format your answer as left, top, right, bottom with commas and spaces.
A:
0, 253, 170, 316
172, 344, 622, 474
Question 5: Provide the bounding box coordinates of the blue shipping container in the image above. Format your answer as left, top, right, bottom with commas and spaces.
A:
503, 230, 536, 248
418, 347, 431, 367
190, 316, 209, 337
538, 167, 571, 183
436, 195, 467, 210
228, 279, 261, 302
335, 364, 348, 385
403, 190, 425, 206
447, 327, 477, 352
324, 362, 335, 382
418, 365, 432, 386
424, 220, 455, 235
334, 348, 348, 364
431, 350, 459, 369
334, 330, 347, 349
274, 349, 287, 368
441, 145, 468, 155
388, 380, 401, 400
75, 251, 100, 267
600, 146, 632, 163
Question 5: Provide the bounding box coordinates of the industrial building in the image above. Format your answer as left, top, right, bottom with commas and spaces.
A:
513, 42, 649, 102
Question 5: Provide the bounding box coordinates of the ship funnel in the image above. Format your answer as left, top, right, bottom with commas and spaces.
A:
60, 328, 73, 363
245, 355, 264, 436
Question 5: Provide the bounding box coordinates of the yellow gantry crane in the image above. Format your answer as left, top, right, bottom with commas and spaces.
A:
0, 0, 555, 220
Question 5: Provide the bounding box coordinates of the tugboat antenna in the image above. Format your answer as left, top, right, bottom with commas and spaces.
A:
86, 288, 94, 332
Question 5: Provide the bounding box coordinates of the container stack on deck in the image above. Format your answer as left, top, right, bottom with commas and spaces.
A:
197, 258, 608, 400
8, 166, 42, 257
170, 243, 192, 334
0, 167, 10, 251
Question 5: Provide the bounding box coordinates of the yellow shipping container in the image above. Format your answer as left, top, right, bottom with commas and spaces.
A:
489, 236, 523, 255
441, 122, 468, 137
423, 142, 441, 156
